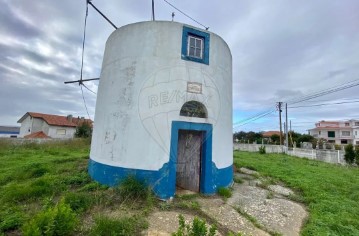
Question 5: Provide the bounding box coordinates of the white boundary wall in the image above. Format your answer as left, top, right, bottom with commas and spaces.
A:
234, 143, 345, 165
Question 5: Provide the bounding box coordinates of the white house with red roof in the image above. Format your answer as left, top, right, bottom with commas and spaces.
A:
17, 112, 92, 139
308, 120, 359, 145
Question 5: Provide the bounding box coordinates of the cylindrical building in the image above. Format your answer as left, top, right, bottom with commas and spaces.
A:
89, 21, 232, 199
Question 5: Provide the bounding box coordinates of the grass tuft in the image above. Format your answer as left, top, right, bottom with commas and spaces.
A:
217, 187, 232, 199
89, 215, 148, 236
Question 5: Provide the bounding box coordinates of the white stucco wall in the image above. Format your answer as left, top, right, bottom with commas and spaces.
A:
19, 115, 75, 139
48, 126, 76, 139
90, 21, 232, 170
19, 116, 33, 137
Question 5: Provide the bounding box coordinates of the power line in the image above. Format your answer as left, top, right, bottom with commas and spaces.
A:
286, 79, 359, 105
289, 100, 359, 108
233, 108, 275, 126
163, 0, 209, 30
233, 110, 275, 129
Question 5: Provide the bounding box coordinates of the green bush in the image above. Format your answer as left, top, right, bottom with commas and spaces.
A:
75, 122, 92, 138
89, 215, 148, 236
355, 146, 359, 165
172, 214, 216, 236
64, 192, 93, 213
217, 187, 232, 198
258, 146, 266, 154
22, 199, 78, 236
344, 144, 355, 164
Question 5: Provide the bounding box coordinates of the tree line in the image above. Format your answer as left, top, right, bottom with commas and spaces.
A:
233, 131, 315, 147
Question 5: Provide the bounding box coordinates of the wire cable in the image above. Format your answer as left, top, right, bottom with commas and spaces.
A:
79, 2, 91, 120
286, 79, 359, 105
233, 107, 276, 126
289, 100, 359, 108
233, 110, 276, 129
163, 0, 209, 30
80, 85, 91, 120
80, 2, 89, 82
82, 83, 97, 95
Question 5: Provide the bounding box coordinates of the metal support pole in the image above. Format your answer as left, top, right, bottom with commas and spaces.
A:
87, 0, 118, 29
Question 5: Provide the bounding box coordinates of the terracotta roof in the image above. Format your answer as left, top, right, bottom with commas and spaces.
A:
24, 131, 50, 139
262, 131, 281, 137
18, 112, 93, 128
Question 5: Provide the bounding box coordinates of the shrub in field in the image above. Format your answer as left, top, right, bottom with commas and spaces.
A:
172, 214, 216, 236
217, 187, 232, 198
89, 215, 148, 236
344, 144, 355, 164
258, 146, 266, 154
75, 122, 92, 138
355, 146, 359, 165
22, 199, 77, 236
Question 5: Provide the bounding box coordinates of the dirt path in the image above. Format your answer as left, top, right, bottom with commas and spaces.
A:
144, 168, 308, 236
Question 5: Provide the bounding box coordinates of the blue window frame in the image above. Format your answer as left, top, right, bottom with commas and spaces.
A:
181, 26, 210, 65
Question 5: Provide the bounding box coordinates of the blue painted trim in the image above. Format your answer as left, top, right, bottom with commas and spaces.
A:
0, 131, 19, 134
88, 158, 233, 199
88, 159, 173, 199
169, 121, 214, 194
181, 26, 210, 65
88, 122, 233, 199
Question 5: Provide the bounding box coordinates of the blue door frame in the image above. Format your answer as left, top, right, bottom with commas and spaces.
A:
168, 121, 213, 196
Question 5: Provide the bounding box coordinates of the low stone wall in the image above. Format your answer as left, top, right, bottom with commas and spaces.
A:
234, 143, 345, 165
234, 143, 284, 153
0, 137, 69, 145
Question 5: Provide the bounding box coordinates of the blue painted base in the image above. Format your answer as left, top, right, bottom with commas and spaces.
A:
88, 159, 233, 199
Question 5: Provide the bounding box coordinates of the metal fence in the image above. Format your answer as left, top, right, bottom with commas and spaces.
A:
234, 143, 345, 165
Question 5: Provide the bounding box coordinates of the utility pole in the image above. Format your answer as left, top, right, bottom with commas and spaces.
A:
277, 102, 283, 146
285, 103, 288, 150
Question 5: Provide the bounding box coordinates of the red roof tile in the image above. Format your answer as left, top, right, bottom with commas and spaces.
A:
24, 131, 50, 139
262, 131, 282, 137
19, 112, 93, 128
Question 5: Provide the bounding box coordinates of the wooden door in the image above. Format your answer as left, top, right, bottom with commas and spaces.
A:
176, 130, 203, 192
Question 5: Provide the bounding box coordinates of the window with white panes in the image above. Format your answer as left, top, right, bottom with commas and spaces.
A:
187, 35, 203, 59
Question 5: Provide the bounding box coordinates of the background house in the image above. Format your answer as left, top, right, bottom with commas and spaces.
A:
309, 120, 359, 145
17, 112, 92, 139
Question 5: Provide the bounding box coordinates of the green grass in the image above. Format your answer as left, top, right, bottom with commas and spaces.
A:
217, 187, 232, 199
0, 139, 154, 235
90, 215, 148, 236
234, 151, 359, 236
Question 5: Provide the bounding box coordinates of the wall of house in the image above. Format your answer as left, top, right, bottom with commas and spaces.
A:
19, 116, 33, 137
48, 126, 76, 139
353, 128, 359, 145
89, 21, 232, 198
32, 118, 45, 133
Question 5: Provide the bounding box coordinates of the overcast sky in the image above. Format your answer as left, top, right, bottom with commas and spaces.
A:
1, 0, 359, 133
